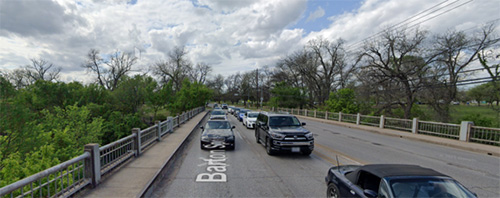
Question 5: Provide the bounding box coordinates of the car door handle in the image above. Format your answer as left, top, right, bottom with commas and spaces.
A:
350, 190, 355, 195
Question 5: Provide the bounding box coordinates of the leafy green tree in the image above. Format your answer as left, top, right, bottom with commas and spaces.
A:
0, 76, 16, 100
146, 81, 174, 120
467, 83, 488, 106
111, 75, 157, 114
269, 81, 306, 108
325, 88, 359, 114
170, 78, 212, 114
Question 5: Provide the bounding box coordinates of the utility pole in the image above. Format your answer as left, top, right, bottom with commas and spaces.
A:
256, 68, 259, 108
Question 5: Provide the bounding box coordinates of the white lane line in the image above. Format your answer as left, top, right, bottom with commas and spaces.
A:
234, 129, 244, 140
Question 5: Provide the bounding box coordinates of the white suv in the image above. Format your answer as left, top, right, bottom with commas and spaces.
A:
243, 111, 259, 129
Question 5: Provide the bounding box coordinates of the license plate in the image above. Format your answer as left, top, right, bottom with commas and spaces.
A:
291, 147, 300, 152
213, 141, 223, 145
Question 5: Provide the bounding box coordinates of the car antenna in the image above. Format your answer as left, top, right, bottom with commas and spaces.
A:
336, 155, 340, 171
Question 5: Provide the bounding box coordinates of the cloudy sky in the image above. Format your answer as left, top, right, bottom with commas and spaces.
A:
1, 0, 499, 83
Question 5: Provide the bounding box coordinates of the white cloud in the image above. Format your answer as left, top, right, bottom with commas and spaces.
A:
307, 6, 325, 22
0, 0, 498, 84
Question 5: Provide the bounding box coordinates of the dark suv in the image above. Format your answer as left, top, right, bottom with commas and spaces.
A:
255, 112, 314, 155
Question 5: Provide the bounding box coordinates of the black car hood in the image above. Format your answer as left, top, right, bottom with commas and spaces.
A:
270, 126, 309, 134
330, 165, 362, 175
202, 129, 233, 137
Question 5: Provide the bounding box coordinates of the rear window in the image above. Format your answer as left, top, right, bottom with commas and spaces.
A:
211, 111, 225, 115
205, 121, 231, 129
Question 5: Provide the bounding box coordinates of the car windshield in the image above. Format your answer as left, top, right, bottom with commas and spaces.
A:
239, 110, 248, 114
211, 111, 225, 115
269, 116, 301, 127
205, 121, 231, 129
247, 113, 259, 118
389, 177, 475, 198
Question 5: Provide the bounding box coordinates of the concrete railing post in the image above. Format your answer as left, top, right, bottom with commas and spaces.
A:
305, 109, 308, 117
356, 113, 361, 125
339, 112, 342, 122
155, 121, 161, 141
460, 121, 474, 142
84, 144, 101, 188
412, 118, 419, 134
272, 106, 275, 112
132, 128, 141, 157
314, 110, 317, 118
379, 115, 385, 128
325, 111, 328, 120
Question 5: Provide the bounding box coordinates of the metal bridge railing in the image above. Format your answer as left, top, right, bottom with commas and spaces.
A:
275, 107, 498, 146
0, 106, 206, 198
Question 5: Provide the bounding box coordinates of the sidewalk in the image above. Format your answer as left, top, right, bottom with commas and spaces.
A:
296, 115, 500, 157
83, 111, 208, 198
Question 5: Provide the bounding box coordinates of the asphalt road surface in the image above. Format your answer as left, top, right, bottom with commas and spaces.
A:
152, 112, 500, 197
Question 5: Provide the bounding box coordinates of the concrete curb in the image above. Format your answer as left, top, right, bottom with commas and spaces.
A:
296, 115, 500, 157
138, 111, 210, 198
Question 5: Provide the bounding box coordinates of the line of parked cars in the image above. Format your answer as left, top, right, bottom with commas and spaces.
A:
203, 104, 477, 197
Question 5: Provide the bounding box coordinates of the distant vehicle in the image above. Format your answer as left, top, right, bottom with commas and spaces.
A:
325, 164, 476, 198
200, 120, 235, 150
232, 107, 240, 116
238, 109, 249, 121
243, 111, 259, 129
213, 103, 218, 108
222, 104, 228, 109
209, 110, 227, 120
255, 112, 313, 155
451, 101, 460, 105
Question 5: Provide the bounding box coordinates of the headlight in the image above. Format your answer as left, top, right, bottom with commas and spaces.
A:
305, 132, 314, 140
269, 132, 285, 140
201, 136, 209, 141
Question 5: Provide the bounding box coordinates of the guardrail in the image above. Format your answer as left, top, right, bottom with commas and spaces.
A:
0, 106, 205, 198
274, 107, 499, 146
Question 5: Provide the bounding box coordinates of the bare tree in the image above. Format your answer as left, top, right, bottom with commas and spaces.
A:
359, 28, 432, 119
206, 74, 225, 102
24, 58, 61, 84
424, 25, 498, 121
82, 49, 137, 91
105, 51, 137, 91
152, 46, 192, 91
4, 68, 31, 89
190, 62, 212, 84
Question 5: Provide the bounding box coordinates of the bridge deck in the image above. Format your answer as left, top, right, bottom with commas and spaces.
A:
82, 111, 207, 198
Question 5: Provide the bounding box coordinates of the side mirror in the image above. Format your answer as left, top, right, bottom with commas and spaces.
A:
302, 122, 306, 126
200, 126, 204, 130
363, 189, 377, 198
231, 126, 236, 129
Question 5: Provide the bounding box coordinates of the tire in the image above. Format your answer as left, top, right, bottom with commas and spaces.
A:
255, 131, 260, 144
227, 144, 235, 150
266, 137, 276, 155
200, 142, 205, 150
302, 149, 312, 156
327, 183, 340, 198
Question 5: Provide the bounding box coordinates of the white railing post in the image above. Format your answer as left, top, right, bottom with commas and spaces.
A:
155, 121, 161, 141
356, 113, 361, 125
379, 115, 385, 128
314, 110, 317, 118
84, 143, 101, 187
325, 111, 328, 120
412, 118, 419, 134
132, 128, 141, 157
305, 109, 308, 117
460, 121, 473, 142
339, 112, 342, 122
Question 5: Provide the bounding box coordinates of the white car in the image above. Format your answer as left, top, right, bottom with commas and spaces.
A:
243, 111, 259, 129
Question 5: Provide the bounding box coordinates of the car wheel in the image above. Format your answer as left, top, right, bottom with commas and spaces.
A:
327, 183, 340, 198
302, 149, 312, 156
228, 144, 235, 150
255, 131, 260, 143
266, 137, 275, 155
200, 142, 205, 150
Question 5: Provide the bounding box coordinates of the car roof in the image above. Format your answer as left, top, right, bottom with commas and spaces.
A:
207, 120, 230, 123
259, 111, 295, 117
359, 164, 448, 178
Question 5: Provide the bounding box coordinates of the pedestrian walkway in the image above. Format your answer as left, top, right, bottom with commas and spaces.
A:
297, 115, 500, 157
83, 111, 208, 198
